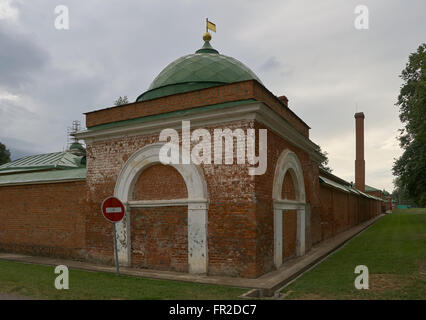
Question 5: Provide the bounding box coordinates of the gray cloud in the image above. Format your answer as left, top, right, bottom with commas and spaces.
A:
0, 23, 49, 88
260, 56, 281, 71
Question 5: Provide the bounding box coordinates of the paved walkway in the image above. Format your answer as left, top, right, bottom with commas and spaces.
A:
0, 214, 384, 297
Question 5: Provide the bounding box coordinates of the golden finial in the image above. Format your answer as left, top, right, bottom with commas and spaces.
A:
203, 32, 212, 41
204, 18, 216, 41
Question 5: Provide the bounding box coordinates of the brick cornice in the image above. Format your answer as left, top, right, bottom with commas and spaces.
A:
86, 81, 255, 128
85, 80, 310, 138
76, 101, 323, 164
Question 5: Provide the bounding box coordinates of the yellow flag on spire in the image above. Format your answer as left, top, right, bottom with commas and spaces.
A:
206, 19, 216, 33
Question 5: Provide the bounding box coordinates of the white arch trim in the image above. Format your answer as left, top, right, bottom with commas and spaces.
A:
272, 149, 306, 202
113, 143, 209, 274
273, 149, 306, 268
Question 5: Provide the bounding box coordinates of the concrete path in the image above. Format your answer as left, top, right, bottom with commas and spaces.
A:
0, 214, 384, 297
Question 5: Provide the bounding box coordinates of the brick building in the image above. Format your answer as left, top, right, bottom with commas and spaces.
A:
0, 33, 384, 278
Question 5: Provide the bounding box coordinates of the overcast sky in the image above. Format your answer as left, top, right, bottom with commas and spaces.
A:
1, 0, 425, 191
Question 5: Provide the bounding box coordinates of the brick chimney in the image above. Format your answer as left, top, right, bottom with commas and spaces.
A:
354, 112, 365, 192
278, 95, 289, 107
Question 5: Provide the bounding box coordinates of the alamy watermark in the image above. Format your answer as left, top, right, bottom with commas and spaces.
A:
52, 5, 370, 32
354, 265, 369, 289
54, 5, 69, 30
158, 121, 267, 175
54, 265, 69, 290
354, 5, 369, 30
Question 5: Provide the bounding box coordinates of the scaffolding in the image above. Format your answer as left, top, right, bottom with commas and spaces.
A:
66, 120, 82, 150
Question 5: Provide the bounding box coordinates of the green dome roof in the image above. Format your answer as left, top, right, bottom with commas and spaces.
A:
136, 40, 262, 102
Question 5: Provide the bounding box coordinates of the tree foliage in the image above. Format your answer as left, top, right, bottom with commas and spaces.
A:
391, 177, 416, 206
392, 43, 426, 206
114, 96, 129, 106
0, 142, 11, 165
316, 145, 333, 173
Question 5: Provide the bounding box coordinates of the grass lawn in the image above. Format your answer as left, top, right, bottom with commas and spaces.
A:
1, 209, 424, 300
0, 260, 247, 300
281, 208, 426, 300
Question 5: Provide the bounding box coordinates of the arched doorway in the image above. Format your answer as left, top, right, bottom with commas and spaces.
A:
272, 149, 306, 268
113, 143, 209, 274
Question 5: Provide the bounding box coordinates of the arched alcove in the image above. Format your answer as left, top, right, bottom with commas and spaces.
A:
282, 170, 296, 200
113, 143, 208, 274
272, 149, 306, 268
132, 164, 188, 200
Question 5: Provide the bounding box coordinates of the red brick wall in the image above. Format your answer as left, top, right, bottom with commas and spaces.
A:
366, 190, 382, 198
319, 186, 334, 239
384, 197, 392, 211
85, 81, 255, 128
281, 174, 297, 260
84, 120, 259, 277
133, 164, 188, 200
131, 206, 188, 272
282, 210, 297, 259
252, 82, 310, 137
318, 184, 380, 241
83, 116, 380, 278
253, 122, 319, 276
0, 181, 86, 259
128, 165, 189, 273
282, 171, 296, 200
85, 80, 310, 138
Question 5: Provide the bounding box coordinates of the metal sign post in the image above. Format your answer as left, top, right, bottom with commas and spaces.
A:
101, 196, 126, 277
112, 223, 120, 276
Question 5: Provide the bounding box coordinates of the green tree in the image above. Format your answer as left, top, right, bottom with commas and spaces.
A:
114, 96, 129, 106
0, 142, 11, 165
316, 145, 333, 173
392, 43, 426, 207
391, 177, 416, 206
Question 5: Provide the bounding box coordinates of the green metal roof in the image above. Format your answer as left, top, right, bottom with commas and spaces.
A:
365, 184, 381, 192
0, 168, 86, 186
357, 189, 383, 201
136, 40, 262, 102
319, 176, 383, 201
0, 151, 86, 185
0, 152, 85, 174
319, 176, 350, 193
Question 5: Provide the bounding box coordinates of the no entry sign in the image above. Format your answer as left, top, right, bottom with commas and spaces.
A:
101, 196, 125, 276
101, 196, 125, 223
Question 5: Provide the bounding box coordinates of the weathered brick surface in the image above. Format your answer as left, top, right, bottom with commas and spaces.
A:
282, 210, 297, 259
253, 122, 319, 275
0, 115, 381, 278
131, 206, 188, 272
318, 185, 380, 241
252, 82, 310, 137
0, 181, 86, 259
133, 164, 188, 200
84, 120, 260, 277
85, 80, 310, 138
85, 81, 255, 128
366, 190, 382, 198
282, 171, 296, 200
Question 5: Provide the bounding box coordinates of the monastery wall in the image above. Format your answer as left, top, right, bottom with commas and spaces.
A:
0, 120, 382, 278
0, 181, 86, 259
318, 184, 381, 241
